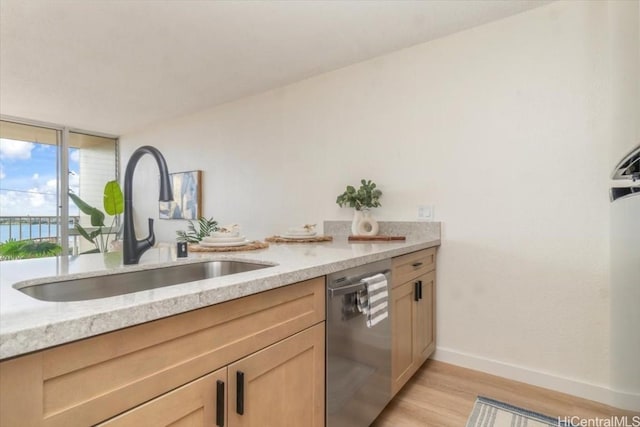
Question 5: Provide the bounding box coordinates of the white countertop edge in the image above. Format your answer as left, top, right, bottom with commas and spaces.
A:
0, 239, 439, 359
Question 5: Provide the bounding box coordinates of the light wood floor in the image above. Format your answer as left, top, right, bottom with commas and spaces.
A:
372, 360, 639, 426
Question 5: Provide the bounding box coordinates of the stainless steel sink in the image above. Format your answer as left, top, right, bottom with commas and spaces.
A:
15, 260, 272, 302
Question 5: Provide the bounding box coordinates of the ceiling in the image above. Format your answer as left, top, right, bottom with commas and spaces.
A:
0, 0, 550, 136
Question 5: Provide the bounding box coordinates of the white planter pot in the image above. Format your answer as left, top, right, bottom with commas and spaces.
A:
351, 209, 379, 236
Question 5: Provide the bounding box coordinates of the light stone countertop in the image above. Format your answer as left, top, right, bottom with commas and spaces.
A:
0, 229, 439, 360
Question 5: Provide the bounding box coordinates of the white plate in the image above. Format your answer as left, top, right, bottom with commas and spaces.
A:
209, 230, 240, 238
202, 235, 246, 243
282, 234, 318, 239
284, 230, 316, 236
199, 240, 251, 247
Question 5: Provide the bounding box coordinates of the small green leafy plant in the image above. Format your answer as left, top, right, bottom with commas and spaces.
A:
336, 179, 382, 210
176, 217, 219, 243
68, 180, 124, 253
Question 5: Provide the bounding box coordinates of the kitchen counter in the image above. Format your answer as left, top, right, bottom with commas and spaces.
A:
0, 232, 439, 360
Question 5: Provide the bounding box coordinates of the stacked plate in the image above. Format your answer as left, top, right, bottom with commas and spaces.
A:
282, 227, 317, 240
201, 230, 250, 247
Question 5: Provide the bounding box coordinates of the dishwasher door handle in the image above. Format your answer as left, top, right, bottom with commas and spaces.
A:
329, 282, 365, 297
328, 269, 391, 297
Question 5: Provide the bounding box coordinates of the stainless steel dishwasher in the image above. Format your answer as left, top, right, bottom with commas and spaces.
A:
326, 259, 392, 427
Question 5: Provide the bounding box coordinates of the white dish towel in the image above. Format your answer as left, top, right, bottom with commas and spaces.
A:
356, 273, 389, 328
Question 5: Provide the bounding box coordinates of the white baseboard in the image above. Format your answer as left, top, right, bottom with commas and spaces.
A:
432, 347, 640, 412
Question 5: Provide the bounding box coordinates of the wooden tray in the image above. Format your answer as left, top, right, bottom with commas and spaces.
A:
348, 235, 406, 242
265, 235, 333, 243
189, 241, 269, 252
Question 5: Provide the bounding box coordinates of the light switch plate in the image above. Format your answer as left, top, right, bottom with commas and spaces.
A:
417, 205, 434, 221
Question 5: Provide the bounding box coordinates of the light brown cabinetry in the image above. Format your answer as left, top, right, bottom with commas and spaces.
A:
0, 277, 325, 427
228, 323, 325, 427
99, 323, 325, 427
97, 368, 227, 427
391, 248, 437, 395
415, 271, 435, 363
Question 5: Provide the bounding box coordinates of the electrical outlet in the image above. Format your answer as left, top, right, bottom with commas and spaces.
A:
417, 205, 434, 221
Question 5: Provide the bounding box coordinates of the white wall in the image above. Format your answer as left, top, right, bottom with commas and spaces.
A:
121, 1, 636, 406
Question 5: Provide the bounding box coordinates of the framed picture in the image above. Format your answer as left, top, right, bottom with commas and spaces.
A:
159, 170, 202, 220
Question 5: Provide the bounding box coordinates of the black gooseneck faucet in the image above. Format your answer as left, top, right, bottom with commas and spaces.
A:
123, 145, 173, 265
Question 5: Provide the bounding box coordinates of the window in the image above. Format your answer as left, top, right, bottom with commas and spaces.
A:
68, 131, 119, 253
0, 118, 118, 258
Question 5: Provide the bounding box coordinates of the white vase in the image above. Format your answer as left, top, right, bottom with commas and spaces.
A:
357, 209, 379, 236
351, 209, 379, 236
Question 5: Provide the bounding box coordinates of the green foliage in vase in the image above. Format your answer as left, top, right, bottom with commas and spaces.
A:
0, 239, 62, 260
336, 179, 382, 211
68, 180, 124, 253
176, 217, 219, 243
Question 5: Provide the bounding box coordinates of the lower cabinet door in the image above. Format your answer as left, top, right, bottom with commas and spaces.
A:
97, 367, 228, 427
391, 280, 417, 395
415, 270, 436, 364
227, 323, 325, 427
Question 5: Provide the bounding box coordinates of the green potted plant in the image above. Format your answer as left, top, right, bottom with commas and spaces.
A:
336, 179, 382, 235
336, 179, 382, 211
176, 217, 219, 243
68, 180, 124, 253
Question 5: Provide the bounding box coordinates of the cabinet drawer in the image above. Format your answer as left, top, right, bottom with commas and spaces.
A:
392, 248, 436, 288
0, 277, 325, 427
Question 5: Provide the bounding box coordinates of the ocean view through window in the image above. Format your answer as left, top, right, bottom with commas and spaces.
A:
0, 119, 118, 259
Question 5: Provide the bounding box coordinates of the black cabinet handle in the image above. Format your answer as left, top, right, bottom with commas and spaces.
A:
236, 371, 245, 415
418, 280, 423, 300
216, 380, 225, 426
414, 282, 419, 302
411, 262, 423, 268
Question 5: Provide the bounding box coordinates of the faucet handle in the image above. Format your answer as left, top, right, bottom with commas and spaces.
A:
146, 218, 156, 247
